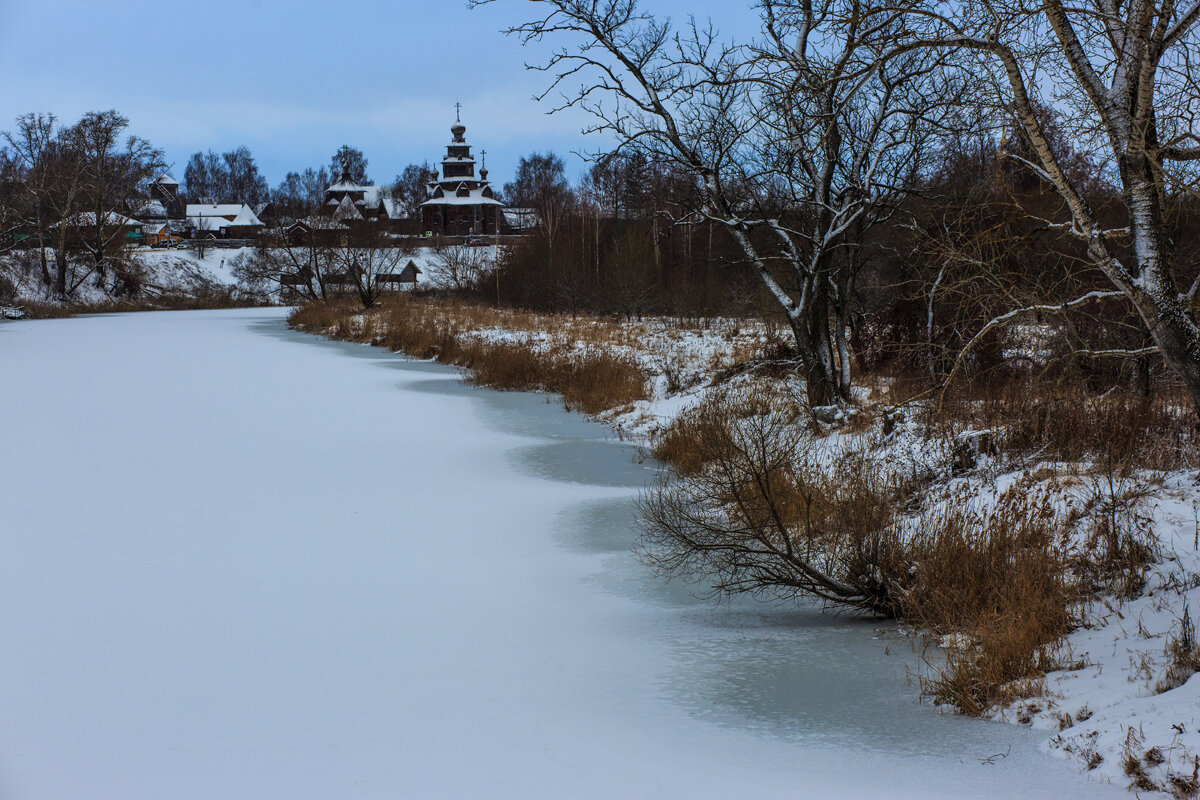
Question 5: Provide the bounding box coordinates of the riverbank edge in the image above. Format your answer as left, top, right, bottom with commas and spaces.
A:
288, 296, 1200, 797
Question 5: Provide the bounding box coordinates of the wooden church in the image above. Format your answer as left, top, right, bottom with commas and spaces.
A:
420, 110, 504, 237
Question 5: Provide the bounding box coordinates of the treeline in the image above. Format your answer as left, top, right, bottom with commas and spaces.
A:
452, 0, 1200, 417
0, 111, 164, 297
182, 145, 443, 221
441, 136, 1178, 405
478, 151, 765, 318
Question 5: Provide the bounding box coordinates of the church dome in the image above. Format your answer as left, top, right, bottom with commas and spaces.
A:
451, 121, 467, 140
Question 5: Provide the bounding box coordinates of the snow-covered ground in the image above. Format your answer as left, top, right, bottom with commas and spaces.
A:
993, 470, 1200, 792
0, 246, 252, 305
131, 246, 249, 289
0, 308, 1125, 799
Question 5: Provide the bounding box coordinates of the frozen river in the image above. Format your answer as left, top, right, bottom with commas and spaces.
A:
0, 308, 1125, 799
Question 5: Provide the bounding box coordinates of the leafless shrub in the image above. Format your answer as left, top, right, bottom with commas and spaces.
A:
637, 386, 910, 615
1157, 607, 1200, 695
1071, 470, 1159, 599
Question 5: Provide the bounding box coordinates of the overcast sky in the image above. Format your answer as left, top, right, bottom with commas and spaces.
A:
0, 0, 757, 189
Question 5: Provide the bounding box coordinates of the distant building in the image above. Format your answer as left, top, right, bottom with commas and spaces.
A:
149, 174, 184, 219
308, 166, 422, 237
420, 112, 503, 237
502, 208, 539, 235
53, 211, 145, 247
142, 222, 179, 246
185, 204, 265, 239
130, 174, 185, 223
323, 168, 394, 224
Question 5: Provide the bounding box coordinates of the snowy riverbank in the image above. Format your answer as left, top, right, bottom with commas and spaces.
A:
0, 246, 254, 307
295, 298, 1200, 797
0, 308, 1131, 799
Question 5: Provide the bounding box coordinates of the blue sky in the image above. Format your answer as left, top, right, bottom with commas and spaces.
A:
0, 0, 757, 189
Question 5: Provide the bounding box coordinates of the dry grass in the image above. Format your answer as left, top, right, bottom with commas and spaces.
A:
904, 483, 1077, 715
19, 290, 267, 319
652, 386, 801, 475
644, 385, 1146, 716
1157, 607, 1200, 695
19, 301, 75, 319
290, 296, 650, 416
939, 382, 1200, 472
289, 298, 364, 339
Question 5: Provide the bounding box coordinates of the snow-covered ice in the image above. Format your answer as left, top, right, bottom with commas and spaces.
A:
0, 309, 1130, 798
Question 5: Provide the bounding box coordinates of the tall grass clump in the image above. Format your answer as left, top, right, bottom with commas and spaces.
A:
289, 296, 649, 417
288, 299, 362, 339
902, 485, 1076, 715
940, 381, 1200, 472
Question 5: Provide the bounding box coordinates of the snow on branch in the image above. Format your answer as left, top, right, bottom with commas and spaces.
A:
938, 290, 1127, 407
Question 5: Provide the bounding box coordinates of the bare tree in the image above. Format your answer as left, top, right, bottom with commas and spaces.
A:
42, 129, 89, 298
240, 217, 343, 303
69, 111, 164, 283
429, 244, 493, 290
475, 0, 948, 406
192, 226, 212, 259
898, 0, 1200, 418
390, 162, 437, 219
4, 114, 59, 289
602, 226, 657, 319
332, 227, 414, 309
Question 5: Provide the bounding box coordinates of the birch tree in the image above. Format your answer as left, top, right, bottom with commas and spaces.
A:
899, 0, 1200, 417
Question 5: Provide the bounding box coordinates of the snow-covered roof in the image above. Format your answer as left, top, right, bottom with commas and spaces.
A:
185, 204, 263, 227
187, 204, 262, 230
504, 208, 540, 229
188, 216, 225, 231
333, 195, 364, 221
381, 198, 403, 219
155, 173, 179, 186
228, 206, 264, 227
142, 222, 170, 235
187, 204, 245, 218
362, 185, 390, 206
134, 199, 167, 218
56, 211, 141, 228
422, 186, 504, 207
326, 178, 371, 193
